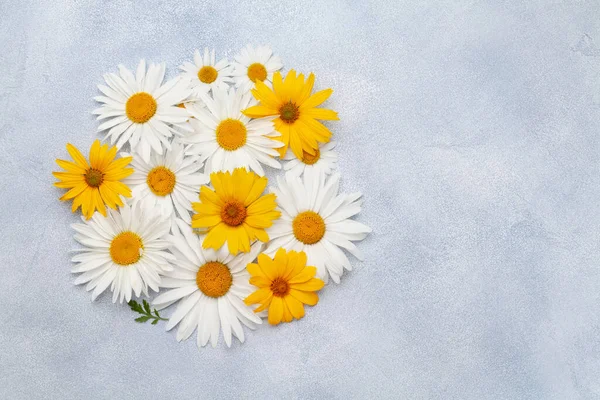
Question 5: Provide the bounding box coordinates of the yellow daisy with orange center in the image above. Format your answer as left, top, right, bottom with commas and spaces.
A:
191, 168, 281, 255
245, 248, 324, 325
242, 70, 339, 159
53, 140, 133, 219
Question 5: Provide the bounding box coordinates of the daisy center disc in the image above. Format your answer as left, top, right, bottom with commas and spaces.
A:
146, 166, 176, 196
84, 168, 104, 187
247, 63, 267, 82
198, 66, 218, 84
279, 101, 300, 124
125, 92, 157, 124
220, 200, 247, 227
196, 261, 232, 298
216, 119, 247, 151
270, 277, 290, 297
110, 231, 143, 266
293, 211, 326, 245
302, 148, 321, 165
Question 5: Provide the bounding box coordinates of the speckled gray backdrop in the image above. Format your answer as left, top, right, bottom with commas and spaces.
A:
1, 0, 600, 399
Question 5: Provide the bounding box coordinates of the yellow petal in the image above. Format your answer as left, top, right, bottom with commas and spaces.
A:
56, 159, 86, 174
89, 140, 101, 169
242, 105, 278, 119
301, 107, 339, 121
257, 253, 277, 280
284, 295, 305, 320
245, 287, 272, 305
290, 278, 324, 292
251, 79, 281, 109
288, 266, 317, 284
59, 182, 88, 201
289, 289, 319, 306
249, 276, 271, 288
268, 296, 283, 325
281, 299, 293, 323
300, 89, 333, 110
66, 143, 89, 169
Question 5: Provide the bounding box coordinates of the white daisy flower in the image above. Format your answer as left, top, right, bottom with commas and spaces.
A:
179, 48, 234, 94
283, 141, 338, 178
265, 171, 371, 284
94, 60, 192, 163
122, 140, 208, 223
70, 201, 173, 303
185, 87, 282, 175
232, 44, 283, 93
153, 219, 263, 348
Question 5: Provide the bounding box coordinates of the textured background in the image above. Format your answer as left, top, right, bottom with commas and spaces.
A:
1, 0, 600, 399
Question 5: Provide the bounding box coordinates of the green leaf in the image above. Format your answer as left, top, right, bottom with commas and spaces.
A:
129, 298, 167, 325
143, 299, 151, 314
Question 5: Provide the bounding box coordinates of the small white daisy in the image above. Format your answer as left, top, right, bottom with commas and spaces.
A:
153, 219, 263, 348
179, 48, 234, 94
122, 140, 208, 223
264, 171, 371, 284
94, 60, 192, 163
185, 87, 282, 175
283, 141, 338, 178
71, 201, 173, 303
232, 44, 283, 93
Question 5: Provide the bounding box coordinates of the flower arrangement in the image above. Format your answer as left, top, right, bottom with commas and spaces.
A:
53, 45, 370, 348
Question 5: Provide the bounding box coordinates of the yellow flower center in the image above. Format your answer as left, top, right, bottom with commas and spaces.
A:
279, 101, 300, 124
196, 261, 232, 298
220, 200, 247, 227
125, 92, 157, 124
301, 149, 321, 165
216, 119, 247, 151
293, 211, 325, 245
146, 166, 176, 196
270, 277, 290, 297
198, 66, 218, 84
247, 63, 267, 82
110, 231, 143, 266
84, 168, 104, 187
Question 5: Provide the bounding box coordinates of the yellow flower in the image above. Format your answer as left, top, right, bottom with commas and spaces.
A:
245, 249, 324, 325
191, 168, 280, 255
242, 70, 339, 159
53, 140, 133, 219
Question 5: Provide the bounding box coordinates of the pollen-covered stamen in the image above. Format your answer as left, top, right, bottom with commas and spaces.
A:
270, 277, 290, 297
110, 231, 143, 266
293, 211, 326, 245
279, 101, 300, 124
220, 200, 247, 226
301, 148, 321, 165
198, 66, 218, 84
84, 168, 104, 187
216, 119, 247, 151
125, 92, 157, 124
196, 261, 232, 298
247, 63, 267, 82
146, 166, 176, 196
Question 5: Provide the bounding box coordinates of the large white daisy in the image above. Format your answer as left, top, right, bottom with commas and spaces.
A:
153, 219, 262, 348
179, 48, 234, 94
71, 201, 173, 303
185, 87, 282, 175
264, 171, 371, 284
94, 60, 192, 163
232, 44, 283, 93
122, 140, 208, 223
283, 141, 338, 178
